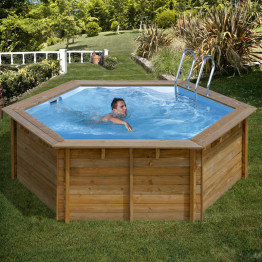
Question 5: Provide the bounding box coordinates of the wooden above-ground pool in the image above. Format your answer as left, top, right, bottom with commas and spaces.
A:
3, 80, 256, 222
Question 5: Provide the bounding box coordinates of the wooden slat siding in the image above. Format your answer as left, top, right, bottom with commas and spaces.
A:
242, 119, 248, 178
70, 158, 129, 168
133, 149, 189, 220
16, 142, 56, 187
202, 127, 243, 211
17, 125, 57, 184
129, 149, 134, 221
133, 194, 201, 204
16, 125, 57, 211
190, 150, 196, 222
204, 154, 242, 196
70, 195, 129, 204
69, 148, 130, 220
57, 149, 65, 220
155, 148, 160, 159
203, 129, 242, 180
134, 175, 200, 185
202, 123, 242, 156
70, 204, 129, 213
17, 128, 57, 181
201, 150, 204, 220
70, 167, 129, 177
133, 212, 188, 220
70, 149, 101, 158
70, 176, 128, 185
70, 185, 129, 195
70, 212, 129, 220
101, 148, 106, 160
11, 119, 17, 179
134, 166, 188, 176
56, 150, 59, 220
204, 165, 242, 209
134, 149, 189, 158
65, 149, 70, 223
203, 141, 242, 183
203, 150, 242, 198
17, 157, 56, 210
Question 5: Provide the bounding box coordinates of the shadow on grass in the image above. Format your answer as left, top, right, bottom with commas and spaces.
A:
104, 32, 125, 37
67, 44, 91, 51
0, 115, 55, 220
198, 69, 262, 108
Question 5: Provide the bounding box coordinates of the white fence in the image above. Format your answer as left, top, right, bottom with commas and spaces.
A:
0, 49, 109, 74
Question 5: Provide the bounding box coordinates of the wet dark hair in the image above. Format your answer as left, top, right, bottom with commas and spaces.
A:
111, 98, 125, 110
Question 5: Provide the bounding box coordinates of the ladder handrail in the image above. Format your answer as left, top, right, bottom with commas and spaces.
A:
174, 49, 196, 101
194, 56, 215, 103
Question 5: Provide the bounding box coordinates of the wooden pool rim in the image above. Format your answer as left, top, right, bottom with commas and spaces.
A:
3, 80, 257, 222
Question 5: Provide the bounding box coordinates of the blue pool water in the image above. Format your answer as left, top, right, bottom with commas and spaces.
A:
26, 86, 234, 140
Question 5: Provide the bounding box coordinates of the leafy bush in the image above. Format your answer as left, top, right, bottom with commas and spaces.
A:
111, 21, 119, 32
86, 22, 102, 37
0, 60, 60, 101
174, 1, 262, 74
46, 37, 61, 46
155, 10, 177, 28
0, 65, 19, 75
103, 56, 118, 70
135, 25, 173, 58
152, 47, 194, 79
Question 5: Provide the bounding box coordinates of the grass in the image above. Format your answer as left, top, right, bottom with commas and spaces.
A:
151, 47, 194, 79
1, 30, 262, 261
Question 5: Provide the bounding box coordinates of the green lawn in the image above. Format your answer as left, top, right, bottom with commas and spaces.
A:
0, 31, 262, 261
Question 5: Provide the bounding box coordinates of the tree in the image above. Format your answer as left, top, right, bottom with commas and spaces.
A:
125, 0, 139, 29
0, 13, 44, 52
46, 0, 83, 48
87, 0, 110, 31
108, 0, 126, 33
0, 0, 32, 19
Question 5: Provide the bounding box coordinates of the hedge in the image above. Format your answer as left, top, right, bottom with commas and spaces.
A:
0, 60, 60, 102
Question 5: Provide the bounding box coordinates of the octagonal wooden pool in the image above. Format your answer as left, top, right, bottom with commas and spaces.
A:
3, 80, 256, 222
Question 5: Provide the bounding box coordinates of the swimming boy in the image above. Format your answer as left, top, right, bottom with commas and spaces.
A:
100, 98, 134, 131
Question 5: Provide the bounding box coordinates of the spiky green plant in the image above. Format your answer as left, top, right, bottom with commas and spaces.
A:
174, 1, 262, 74
135, 24, 173, 59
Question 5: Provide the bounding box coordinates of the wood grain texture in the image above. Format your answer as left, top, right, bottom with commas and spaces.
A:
16, 125, 57, 211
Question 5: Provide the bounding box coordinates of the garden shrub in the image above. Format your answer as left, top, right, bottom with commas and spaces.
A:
103, 56, 118, 70
135, 24, 173, 58
86, 22, 102, 37
111, 21, 119, 32
0, 60, 60, 101
155, 10, 177, 28
174, 1, 262, 74
47, 37, 57, 46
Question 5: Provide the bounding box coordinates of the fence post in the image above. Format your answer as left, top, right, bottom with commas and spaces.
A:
103, 49, 108, 56
59, 49, 67, 74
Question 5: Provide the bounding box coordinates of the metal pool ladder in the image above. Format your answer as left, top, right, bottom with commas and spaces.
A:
174, 49, 196, 101
194, 56, 215, 105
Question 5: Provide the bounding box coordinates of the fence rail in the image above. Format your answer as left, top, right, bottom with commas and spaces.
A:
0, 49, 109, 74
